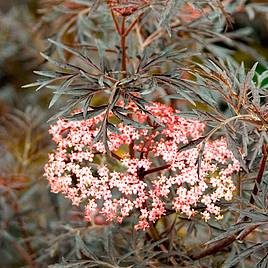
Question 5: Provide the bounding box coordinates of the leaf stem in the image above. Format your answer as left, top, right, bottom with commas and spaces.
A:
249, 144, 268, 204
123, 13, 143, 37
120, 17, 127, 76
142, 164, 171, 176
110, 10, 121, 34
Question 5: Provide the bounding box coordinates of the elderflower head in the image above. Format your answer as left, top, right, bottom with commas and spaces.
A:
44, 102, 240, 230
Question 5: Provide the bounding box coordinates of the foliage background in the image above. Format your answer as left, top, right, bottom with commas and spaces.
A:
1, 1, 268, 267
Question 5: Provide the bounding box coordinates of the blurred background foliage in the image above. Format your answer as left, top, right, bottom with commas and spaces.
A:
1, 1, 268, 267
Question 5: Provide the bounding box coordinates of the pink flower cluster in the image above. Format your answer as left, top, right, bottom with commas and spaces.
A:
44, 102, 240, 230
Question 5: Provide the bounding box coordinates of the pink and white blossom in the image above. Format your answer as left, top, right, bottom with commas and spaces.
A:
44, 102, 240, 230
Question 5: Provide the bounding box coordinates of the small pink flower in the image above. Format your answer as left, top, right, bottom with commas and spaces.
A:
44, 102, 240, 230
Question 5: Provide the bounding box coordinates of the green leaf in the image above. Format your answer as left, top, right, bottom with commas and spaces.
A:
113, 110, 150, 129
49, 75, 78, 108
223, 241, 268, 268
67, 105, 107, 121
107, 122, 121, 135
48, 39, 100, 71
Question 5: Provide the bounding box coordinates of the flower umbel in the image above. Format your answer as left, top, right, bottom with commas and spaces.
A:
44, 102, 240, 230
107, 0, 149, 16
